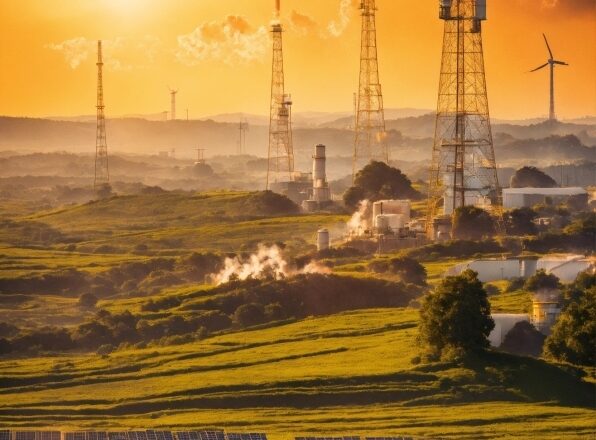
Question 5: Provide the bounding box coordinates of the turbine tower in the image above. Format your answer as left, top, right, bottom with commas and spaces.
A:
530, 34, 568, 122
266, 0, 294, 189
169, 88, 178, 121
353, 0, 388, 179
94, 40, 110, 191
427, 0, 501, 234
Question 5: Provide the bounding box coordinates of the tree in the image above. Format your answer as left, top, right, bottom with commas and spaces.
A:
506, 207, 538, 236
246, 191, 299, 215
344, 161, 422, 209
524, 269, 560, 292
388, 257, 427, 286
452, 206, 495, 240
418, 270, 494, 358
510, 166, 557, 188
543, 289, 595, 366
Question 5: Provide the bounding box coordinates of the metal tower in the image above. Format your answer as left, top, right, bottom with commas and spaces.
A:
169, 88, 178, 121
94, 40, 110, 191
427, 0, 501, 231
238, 119, 249, 155
530, 34, 568, 122
266, 0, 294, 190
353, 0, 388, 179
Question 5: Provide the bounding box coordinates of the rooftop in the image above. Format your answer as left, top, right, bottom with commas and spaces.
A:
503, 187, 587, 196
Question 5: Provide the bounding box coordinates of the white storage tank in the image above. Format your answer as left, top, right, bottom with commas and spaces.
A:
317, 229, 330, 251
374, 214, 405, 232
372, 200, 411, 223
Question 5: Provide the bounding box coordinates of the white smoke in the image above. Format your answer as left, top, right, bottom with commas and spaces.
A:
212, 245, 330, 285
327, 0, 358, 38
348, 200, 372, 235
46, 37, 93, 69
176, 15, 269, 66
46, 36, 158, 71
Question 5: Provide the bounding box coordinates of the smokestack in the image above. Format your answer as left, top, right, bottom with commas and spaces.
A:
312, 144, 330, 203
275, 0, 281, 18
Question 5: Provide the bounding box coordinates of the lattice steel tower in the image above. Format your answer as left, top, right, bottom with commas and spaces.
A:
353, 0, 388, 178
266, 0, 294, 189
427, 0, 501, 229
94, 40, 110, 191
169, 88, 178, 121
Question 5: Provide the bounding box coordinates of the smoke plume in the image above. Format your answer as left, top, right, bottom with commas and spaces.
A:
348, 199, 371, 235
46, 37, 93, 69
289, 10, 318, 36
176, 16, 269, 66
327, 0, 359, 38
211, 245, 330, 285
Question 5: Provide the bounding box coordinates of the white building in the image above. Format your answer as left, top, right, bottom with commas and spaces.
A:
503, 187, 587, 209
531, 290, 562, 335
489, 314, 530, 347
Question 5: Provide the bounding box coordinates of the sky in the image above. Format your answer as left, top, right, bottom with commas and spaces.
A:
0, 0, 594, 120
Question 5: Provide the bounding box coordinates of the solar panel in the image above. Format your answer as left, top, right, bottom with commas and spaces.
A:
226, 434, 268, 440
15, 433, 35, 440
198, 433, 225, 440
296, 438, 358, 440
0, 431, 9, 440
108, 432, 128, 440
130, 433, 147, 440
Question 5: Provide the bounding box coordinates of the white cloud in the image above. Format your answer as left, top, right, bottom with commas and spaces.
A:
176, 15, 269, 66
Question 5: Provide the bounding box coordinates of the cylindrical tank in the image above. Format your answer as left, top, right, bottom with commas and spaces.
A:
372, 200, 411, 223
317, 228, 330, 251
374, 215, 390, 231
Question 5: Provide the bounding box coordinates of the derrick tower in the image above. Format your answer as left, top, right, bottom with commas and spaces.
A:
94, 40, 110, 191
353, 0, 388, 179
427, 0, 501, 232
266, 0, 294, 190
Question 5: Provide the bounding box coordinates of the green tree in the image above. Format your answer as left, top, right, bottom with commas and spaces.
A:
418, 270, 494, 358
344, 161, 422, 209
452, 206, 495, 240
524, 269, 560, 292
506, 207, 538, 236
543, 289, 595, 366
510, 166, 557, 188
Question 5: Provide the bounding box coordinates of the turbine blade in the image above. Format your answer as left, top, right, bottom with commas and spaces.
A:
553, 61, 568, 66
530, 63, 549, 72
543, 33, 554, 58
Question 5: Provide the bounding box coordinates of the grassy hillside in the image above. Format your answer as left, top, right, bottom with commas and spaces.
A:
0, 308, 593, 439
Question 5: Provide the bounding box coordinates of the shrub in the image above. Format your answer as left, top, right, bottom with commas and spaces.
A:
234, 303, 266, 327
524, 270, 560, 292
505, 277, 526, 293
510, 166, 557, 188
78, 292, 98, 308
452, 206, 495, 240
96, 344, 114, 357
387, 257, 427, 286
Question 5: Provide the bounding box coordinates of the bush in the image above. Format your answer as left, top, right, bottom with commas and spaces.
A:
510, 166, 557, 188
234, 303, 266, 327
505, 277, 526, 293
96, 344, 114, 357
418, 270, 494, 358
524, 270, 560, 292
387, 257, 427, 286
506, 207, 538, 236
499, 321, 545, 358
452, 206, 495, 240
78, 292, 98, 308
245, 191, 299, 216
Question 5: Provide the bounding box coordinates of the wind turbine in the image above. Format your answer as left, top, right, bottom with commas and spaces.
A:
530, 34, 568, 122
168, 86, 178, 121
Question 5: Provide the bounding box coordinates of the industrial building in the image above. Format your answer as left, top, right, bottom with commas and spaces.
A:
502, 187, 588, 209
302, 144, 333, 212
489, 314, 530, 347
446, 254, 594, 283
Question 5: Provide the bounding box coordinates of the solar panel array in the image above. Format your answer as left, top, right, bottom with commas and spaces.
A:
174, 432, 225, 440
296, 437, 360, 440
12, 433, 60, 440
225, 434, 267, 440
365, 437, 414, 440
0, 432, 10, 440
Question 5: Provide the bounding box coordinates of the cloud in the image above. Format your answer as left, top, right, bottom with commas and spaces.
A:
176, 15, 269, 66
327, 0, 359, 38
46, 36, 160, 71
46, 37, 93, 69
289, 10, 318, 36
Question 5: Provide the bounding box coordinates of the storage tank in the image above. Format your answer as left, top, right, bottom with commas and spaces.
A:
374, 215, 390, 232
372, 200, 411, 222
317, 228, 330, 251
374, 214, 405, 232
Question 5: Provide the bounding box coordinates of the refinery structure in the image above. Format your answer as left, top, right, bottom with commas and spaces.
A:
427, 0, 501, 239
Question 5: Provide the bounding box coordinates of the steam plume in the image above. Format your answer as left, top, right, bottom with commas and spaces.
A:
348, 200, 371, 235
327, 0, 358, 38
176, 16, 268, 66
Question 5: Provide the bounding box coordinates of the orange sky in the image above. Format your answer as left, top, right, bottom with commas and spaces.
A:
0, 0, 594, 120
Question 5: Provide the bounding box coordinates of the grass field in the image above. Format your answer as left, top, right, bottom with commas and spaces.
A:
1, 191, 594, 439
0, 309, 593, 439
